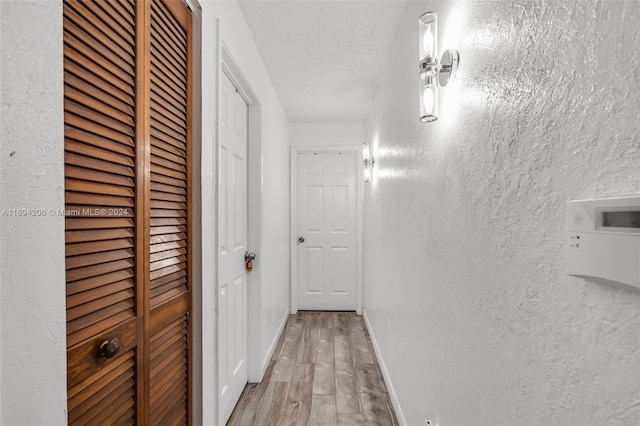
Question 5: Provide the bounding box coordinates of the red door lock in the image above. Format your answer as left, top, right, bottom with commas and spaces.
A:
244, 251, 255, 272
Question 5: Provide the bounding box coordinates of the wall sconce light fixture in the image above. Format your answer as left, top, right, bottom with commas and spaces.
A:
418, 12, 460, 122
362, 143, 376, 182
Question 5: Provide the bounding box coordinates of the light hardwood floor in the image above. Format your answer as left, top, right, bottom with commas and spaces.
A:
227, 312, 399, 426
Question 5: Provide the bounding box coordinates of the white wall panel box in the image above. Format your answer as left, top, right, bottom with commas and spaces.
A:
566, 196, 640, 289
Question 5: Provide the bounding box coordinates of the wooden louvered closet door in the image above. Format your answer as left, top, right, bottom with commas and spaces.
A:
64, 0, 192, 424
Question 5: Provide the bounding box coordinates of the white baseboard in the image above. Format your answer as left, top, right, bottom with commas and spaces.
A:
259, 309, 289, 377
362, 309, 407, 426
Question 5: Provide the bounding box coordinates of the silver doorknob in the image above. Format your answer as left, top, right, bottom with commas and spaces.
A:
244, 251, 256, 261
298, 236, 305, 244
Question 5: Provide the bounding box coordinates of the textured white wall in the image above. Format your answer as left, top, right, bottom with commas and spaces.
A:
201, 1, 291, 423
0, 1, 67, 424
364, 1, 640, 425
290, 122, 364, 147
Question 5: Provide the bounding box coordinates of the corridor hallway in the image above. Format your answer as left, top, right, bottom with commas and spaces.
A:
227, 312, 398, 425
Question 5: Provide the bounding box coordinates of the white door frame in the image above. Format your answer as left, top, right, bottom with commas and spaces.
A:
290, 145, 364, 315
217, 41, 263, 396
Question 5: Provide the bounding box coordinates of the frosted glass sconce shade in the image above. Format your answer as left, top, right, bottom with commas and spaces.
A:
419, 12, 437, 61
420, 74, 438, 122
418, 11, 460, 123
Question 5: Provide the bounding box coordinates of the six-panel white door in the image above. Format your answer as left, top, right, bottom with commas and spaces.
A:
297, 151, 357, 311
218, 72, 248, 425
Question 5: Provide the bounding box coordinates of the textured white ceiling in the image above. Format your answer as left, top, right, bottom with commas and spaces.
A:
238, 0, 408, 122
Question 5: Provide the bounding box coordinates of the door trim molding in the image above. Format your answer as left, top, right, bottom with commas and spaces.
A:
290, 145, 364, 315
216, 40, 264, 421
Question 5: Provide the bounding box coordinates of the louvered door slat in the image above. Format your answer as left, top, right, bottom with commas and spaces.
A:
67, 292, 133, 327
66, 89, 134, 128
150, 353, 187, 400
66, 101, 135, 136
150, 122, 188, 150
149, 24, 186, 74
151, 0, 186, 44
150, 200, 187, 211
67, 270, 134, 297
65, 58, 135, 104
150, 339, 187, 376
149, 314, 188, 425
66, 127, 134, 154
71, 376, 135, 424
151, 137, 187, 161
151, 171, 187, 188
76, 0, 135, 40
152, 348, 187, 382
66, 228, 134, 244
151, 270, 187, 290
150, 3, 187, 62
151, 209, 187, 219
66, 238, 134, 256
150, 247, 187, 262
64, 21, 135, 79
150, 83, 187, 120
67, 279, 133, 308
150, 44, 186, 90
150, 240, 186, 253
151, 313, 185, 344
66, 117, 135, 150
95, 0, 136, 29
69, 369, 133, 422
152, 103, 187, 131
68, 310, 133, 348
66, 166, 135, 187
151, 183, 187, 197
151, 163, 187, 180
149, 27, 186, 72
68, 350, 136, 424
67, 256, 133, 285
149, 142, 187, 166
65, 1, 134, 51
150, 232, 187, 245
151, 154, 187, 173
150, 70, 187, 108
65, 75, 135, 117
68, 351, 134, 406
66, 145, 134, 175
90, 389, 136, 425
150, 191, 187, 204
151, 119, 187, 146
63, 4, 135, 67
66, 248, 134, 270
114, 408, 136, 426
64, 31, 134, 86
65, 180, 134, 199
151, 282, 187, 306
66, 296, 134, 331
152, 381, 187, 425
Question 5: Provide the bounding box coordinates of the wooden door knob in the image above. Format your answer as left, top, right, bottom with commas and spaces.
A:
100, 338, 121, 359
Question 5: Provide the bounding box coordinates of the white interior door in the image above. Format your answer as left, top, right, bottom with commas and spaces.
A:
218, 72, 248, 425
297, 151, 357, 311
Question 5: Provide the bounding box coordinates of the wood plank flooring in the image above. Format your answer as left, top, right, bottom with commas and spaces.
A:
227, 312, 398, 426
